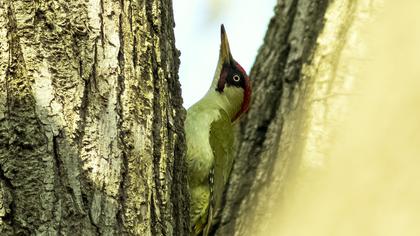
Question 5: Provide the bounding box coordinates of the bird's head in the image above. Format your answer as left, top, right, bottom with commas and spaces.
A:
212, 24, 251, 122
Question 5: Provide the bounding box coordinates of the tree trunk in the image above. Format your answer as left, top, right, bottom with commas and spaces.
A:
0, 0, 188, 235
215, 0, 376, 235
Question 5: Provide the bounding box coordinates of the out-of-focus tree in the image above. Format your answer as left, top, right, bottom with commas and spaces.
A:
206, 0, 227, 20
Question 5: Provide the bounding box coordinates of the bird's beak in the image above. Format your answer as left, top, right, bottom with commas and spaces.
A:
220, 24, 234, 66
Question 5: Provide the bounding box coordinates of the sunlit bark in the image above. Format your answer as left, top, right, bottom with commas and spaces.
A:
0, 1, 188, 235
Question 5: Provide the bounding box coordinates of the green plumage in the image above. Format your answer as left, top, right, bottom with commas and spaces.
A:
186, 24, 247, 236
186, 94, 237, 235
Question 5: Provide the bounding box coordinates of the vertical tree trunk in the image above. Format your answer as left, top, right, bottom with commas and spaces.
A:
215, 0, 375, 235
0, 0, 188, 235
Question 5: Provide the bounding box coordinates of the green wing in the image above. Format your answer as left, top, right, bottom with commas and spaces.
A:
186, 105, 234, 235
208, 110, 235, 221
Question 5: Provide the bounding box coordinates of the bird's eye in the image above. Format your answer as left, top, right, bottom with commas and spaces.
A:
233, 74, 241, 82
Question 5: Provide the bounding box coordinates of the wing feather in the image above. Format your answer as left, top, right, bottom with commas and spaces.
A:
206, 110, 235, 231
186, 104, 234, 235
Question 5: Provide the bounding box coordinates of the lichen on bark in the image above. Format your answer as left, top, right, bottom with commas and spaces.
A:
0, 0, 188, 235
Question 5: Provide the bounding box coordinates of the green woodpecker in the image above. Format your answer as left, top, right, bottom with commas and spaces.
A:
185, 25, 251, 235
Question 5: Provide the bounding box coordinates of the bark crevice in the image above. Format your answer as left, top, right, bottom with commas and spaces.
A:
116, 6, 128, 233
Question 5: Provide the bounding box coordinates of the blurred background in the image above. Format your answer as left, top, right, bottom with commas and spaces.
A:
173, 0, 276, 108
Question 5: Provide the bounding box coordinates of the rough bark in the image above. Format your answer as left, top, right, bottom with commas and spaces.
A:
0, 0, 188, 235
215, 0, 374, 235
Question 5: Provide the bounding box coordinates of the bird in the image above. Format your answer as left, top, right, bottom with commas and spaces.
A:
185, 24, 252, 236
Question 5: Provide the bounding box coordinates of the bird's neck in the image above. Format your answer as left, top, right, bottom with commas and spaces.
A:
202, 87, 244, 122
